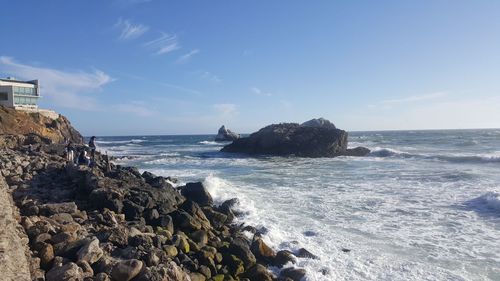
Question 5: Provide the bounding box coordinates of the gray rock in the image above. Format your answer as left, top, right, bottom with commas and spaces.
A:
110, 259, 143, 281
215, 125, 240, 141
46, 262, 84, 281
39, 202, 78, 216
76, 237, 103, 264
300, 117, 336, 129
222, 121, 348, 157
280, 267, 307, 281
181, 182, 213, 207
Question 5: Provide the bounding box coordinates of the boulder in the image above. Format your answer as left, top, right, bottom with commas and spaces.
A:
46, 262, 84, 281
241, 264, 274, 281
250, 238, 276, 264
344, 146, 371, 156
110, 259, 143, 281
280, 267, 307, 281
76, 237, 103, 264
215, 125, 240, 142
181, 182, 213, 207
222, 118, 370, 157
39, 202, 78, 216
273, 250, 297, 268
221, 120, 348, 157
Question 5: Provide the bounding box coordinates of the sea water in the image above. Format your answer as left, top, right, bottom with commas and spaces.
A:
95, 129, 500, 280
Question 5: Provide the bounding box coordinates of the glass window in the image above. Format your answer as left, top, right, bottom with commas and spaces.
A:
0, 92, 8, 101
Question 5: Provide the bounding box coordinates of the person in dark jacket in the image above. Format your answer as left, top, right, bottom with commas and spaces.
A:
88, 136, 96, 159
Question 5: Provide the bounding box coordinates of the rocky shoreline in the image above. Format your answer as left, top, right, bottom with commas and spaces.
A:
0, 141, 317, 281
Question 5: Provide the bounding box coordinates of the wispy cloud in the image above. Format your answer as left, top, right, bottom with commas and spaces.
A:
201, 71, 222, 83
0, 56, 113, 110
143, 33, 180, 55
381, 92, 446, 104
115, 18, 149, 40
251, 87, 272, 97
176, 49, 200, 64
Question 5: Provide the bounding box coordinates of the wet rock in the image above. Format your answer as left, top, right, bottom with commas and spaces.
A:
181, 182, 213, 207
110, 259, 143, 281
241, 264, 274, 281
344, 146, 371, 156
76, 237, 103, 264
46, 262, 84, 281
296, 248, 319, 259
251, 238, 276, 264
273, 250, 297, 268
280, 267, 306, 281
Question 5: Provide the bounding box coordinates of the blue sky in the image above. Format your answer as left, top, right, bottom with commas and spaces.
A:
1, 0, 499, 135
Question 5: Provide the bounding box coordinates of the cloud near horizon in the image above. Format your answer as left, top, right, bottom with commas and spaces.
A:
0, 56, 113, 110
381, 92, 447, 104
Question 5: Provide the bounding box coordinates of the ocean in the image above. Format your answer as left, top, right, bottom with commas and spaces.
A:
94, 129, 500, 281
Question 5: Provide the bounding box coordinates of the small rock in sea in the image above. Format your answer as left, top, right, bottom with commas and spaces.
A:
296, 248, 319, 259
241, 264, 274, 281
303, 230, 317, 237
280, 267, 307, 281
273, 250, 297, 268
341, 248, 351, 253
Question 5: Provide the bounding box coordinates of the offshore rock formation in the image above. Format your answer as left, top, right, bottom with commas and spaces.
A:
0, 106, 83, 148
214, 125, 240, 142
222, 118, 370, 157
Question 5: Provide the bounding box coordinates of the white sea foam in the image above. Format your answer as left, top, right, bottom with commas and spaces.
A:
199, 140, 221, 145
99, 132, 500, 281
468, 191, 500, 213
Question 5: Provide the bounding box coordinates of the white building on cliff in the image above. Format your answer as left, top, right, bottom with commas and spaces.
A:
0, 77, 40, 109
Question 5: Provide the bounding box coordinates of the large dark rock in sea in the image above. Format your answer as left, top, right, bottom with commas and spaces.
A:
214, 125, 240, 142
221, 118, 370, 157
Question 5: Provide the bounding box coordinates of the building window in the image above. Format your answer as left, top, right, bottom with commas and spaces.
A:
0, 92, 8, 101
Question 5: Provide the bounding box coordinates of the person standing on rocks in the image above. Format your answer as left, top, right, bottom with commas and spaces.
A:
66, 141, 75, 164
88, 136, 97, 159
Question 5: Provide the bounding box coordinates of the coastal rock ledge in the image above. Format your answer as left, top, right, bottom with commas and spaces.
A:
221, 118, 370, 157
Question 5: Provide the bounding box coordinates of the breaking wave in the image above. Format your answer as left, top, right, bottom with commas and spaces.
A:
369, 147, 500, 164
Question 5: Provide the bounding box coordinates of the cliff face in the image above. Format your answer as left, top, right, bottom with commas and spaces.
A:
0, 106, 83, 147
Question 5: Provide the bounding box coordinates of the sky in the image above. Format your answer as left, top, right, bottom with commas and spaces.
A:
1, 0, 499, 136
